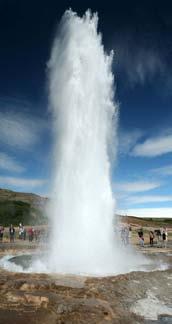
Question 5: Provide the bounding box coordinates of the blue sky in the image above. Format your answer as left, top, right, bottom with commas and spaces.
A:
0, 1, 172, 217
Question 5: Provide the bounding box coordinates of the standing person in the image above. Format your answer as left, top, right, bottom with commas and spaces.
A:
165, 228, 168, 246
138, 229, 144, 247
139, 235, 144, 247
9, 224, 15, 243
128, 226, 132, 244
28, 227, 34, 242
162, 230, 167, 248
23, 226, 26, 240
125, 226, 129, 245
18, 223, 23, 239
160, 228, 163, 241
149, 231, 154, 246
0, 225, 4, 242
138, 228, 143, 239
154, 229, 161, 247
120, 226, 125, 245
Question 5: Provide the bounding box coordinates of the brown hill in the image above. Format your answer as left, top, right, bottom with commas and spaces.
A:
119, 215, 172, 228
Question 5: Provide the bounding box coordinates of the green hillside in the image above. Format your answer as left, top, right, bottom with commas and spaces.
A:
0, 200, 47, 226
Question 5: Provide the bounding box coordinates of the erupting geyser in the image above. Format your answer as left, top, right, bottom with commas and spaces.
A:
46, 9, 129, 275
0, 10, 149, 275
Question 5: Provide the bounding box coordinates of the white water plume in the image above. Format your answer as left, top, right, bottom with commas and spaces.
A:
46, 9, 138, 275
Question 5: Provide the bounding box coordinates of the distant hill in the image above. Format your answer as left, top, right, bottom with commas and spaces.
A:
119, 215, 172, 228
0, 188, 171, 227
0, 188, 48, 208
0, 188, 48, 226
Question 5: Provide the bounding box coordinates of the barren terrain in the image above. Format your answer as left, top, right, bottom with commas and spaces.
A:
0, 217, 171, 323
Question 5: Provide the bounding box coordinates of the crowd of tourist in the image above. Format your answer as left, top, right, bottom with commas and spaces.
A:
138, 227, 168, 248
118, 225, 169, 248
0, 223, 41, 243
0, 222, 170, 248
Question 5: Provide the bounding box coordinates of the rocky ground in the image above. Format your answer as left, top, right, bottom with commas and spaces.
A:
0, 241, 171, 324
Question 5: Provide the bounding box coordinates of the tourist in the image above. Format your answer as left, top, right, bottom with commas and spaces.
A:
18, 223, 23, 239
138, 228, 143, 239
165, 227, 168, 244
125, 226, 129, 245
137, 229, 144, 247
149, 231, 154, 246
28, 227, 34, 242
139, 236, 144, 247
23, 226, 26, 240
128, 226, 132, 244
34, 228, 40, 241
9, 224, 15, 243
160, 228, 164, 241
19, 223, 26, 240
162, 230, 167, 248
154, 229, 161, 245
138, 229, 142, 246
0, 225, 4, 242
120, 226, 126, 245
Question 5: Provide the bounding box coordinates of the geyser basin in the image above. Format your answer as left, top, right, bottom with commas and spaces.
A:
0, 252, 171, 274
10, 254, 34, 269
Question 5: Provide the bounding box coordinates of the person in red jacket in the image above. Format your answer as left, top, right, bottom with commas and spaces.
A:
28, 227, 34, 242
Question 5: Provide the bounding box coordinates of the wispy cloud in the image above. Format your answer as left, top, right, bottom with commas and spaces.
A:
0, 153, 25, 173
0, 176, 47, 189
151, 164, 172, 176
124, 49, 164, 86
116, 181, 161, 193
118, 129, 144, 155
115, 37, 165, 87
126, 195, 172, 205
0, 111, 47, 150
132, 134, 172, 157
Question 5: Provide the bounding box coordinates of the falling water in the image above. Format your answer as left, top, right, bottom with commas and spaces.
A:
46, 10, 134, 275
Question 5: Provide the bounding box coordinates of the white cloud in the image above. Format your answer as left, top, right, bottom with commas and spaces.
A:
0, 153, 25, 173
0, 111, 46, 150
117, 208, 172, 218
151, 164, 172, 176
115, 40, 165, 87
132, 134, 172, 157
116, 181, 161, 193
127, 195, 172, 204
119, 129, 144, 155
0, 176, 46, 189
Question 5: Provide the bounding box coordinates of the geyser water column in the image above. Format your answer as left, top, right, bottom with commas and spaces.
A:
47, 10, 118, 274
